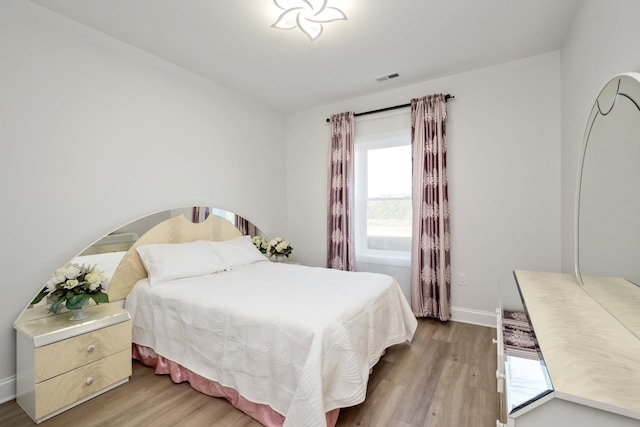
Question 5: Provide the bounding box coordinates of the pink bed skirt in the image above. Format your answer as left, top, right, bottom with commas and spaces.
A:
133, 344, 340, 427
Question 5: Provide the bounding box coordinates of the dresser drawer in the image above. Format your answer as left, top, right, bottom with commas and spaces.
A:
34, 348, 131, 419
35, 321, 131, 382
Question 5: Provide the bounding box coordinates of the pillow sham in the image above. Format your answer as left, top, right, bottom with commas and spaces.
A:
136, 240, 228, 285
208, 235, 268, 269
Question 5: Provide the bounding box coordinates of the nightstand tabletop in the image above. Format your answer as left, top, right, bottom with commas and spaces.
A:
14, 304, 130, 347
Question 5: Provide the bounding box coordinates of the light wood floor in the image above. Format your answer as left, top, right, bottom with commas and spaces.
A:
0, 319, 498, 427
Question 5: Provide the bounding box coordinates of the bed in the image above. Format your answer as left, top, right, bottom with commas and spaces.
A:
108, 214, 417, 427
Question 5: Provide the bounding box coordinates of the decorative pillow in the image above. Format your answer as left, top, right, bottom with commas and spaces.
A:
136, 240, 228, 285
208, 235, 268, 269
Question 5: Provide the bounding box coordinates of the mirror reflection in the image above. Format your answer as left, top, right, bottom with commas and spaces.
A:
21, 207, 262, 319
576, 73, 640, 338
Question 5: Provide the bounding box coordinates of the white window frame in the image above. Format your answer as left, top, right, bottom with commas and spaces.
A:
354, 125, 412, 267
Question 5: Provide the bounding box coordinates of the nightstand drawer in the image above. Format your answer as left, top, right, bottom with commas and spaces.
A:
35, 321, 131, 382
34, 349, 131, 419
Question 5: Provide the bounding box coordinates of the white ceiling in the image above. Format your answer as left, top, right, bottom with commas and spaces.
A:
30, 0, 582, 112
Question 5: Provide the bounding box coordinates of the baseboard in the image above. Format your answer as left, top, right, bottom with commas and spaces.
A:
0, 375, 15, 405
451, 306, 497, 328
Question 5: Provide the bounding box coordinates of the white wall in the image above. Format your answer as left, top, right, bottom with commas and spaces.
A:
560, 0, 640, 273
0, 0, 285, 400
286, 52, 562, 325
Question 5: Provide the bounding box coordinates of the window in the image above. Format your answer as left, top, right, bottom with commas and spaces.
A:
210, 207, 236, 224
354, 109, 412, 265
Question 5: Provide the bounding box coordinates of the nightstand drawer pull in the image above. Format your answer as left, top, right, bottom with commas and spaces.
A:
87, 344, 95, 352
86, 377, 94, 385
496, 369, 505, 380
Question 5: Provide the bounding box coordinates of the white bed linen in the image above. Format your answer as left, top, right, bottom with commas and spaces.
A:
125, 261, 417, 427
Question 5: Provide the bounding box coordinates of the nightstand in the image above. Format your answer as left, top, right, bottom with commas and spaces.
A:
14, 303, 131, 423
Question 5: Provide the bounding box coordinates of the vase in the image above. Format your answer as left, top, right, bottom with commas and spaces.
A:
68, 301, 90, 321
274, 254, 285, 263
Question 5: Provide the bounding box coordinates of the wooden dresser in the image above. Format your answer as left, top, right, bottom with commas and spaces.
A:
496, 271, 640, 426
14, 303, 131, 423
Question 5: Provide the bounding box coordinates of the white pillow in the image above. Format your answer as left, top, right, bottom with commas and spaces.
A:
208, 236, 268, 269
136, 240, 228, 285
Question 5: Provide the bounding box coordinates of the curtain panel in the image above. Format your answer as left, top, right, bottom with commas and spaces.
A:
327, 112, 356, 271
410, 95, 451, 320
193, 206, 211, 223
235, 216, 256, 236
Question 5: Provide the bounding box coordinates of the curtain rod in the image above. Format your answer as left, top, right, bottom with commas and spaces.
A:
325, 94, 454, 123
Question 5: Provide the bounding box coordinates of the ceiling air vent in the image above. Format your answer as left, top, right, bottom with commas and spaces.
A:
375, 72, 400, 82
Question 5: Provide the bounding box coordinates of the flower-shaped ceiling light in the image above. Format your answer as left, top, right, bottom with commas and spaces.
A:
271, 0, 348, 41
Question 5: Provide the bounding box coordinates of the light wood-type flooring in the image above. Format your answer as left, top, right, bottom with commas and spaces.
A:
0, 319, 498, 427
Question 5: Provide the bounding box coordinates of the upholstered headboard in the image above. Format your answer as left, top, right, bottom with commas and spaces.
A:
107, 214, 242, 301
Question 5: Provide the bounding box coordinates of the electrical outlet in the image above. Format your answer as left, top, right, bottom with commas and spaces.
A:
458, 273, 467, 286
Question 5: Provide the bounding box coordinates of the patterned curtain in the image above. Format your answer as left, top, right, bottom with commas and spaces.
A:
235, 216, 257, 236
192, 206, 210, 223
410, 95, 451, 320
327, 112, 355, 271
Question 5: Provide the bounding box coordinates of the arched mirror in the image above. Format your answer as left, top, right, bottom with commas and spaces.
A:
17, 207, 263, 322
575, 72, 640, 338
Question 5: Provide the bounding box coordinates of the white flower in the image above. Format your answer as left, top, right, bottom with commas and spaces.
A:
52, 274, 66, 285
64, 265, 81, 279
252, 236, 270, 254
64, 279, 79, 289
43, 262, 110, 314
44, 280, 57, 294
271, 0, 347, 41
85, 272, 102, 286
88, 266, 106, 281
267, 236, 293, 257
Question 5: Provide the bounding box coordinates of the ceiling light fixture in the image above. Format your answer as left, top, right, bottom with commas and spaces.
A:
271, 0, 347, 41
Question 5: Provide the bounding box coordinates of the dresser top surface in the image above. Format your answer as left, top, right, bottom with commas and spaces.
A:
14, 303, 130, 347
514, 270, 640, 419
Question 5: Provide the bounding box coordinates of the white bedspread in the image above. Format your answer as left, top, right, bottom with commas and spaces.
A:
125, 261, 417, 427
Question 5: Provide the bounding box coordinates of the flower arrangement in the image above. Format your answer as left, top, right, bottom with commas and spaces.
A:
267, 237, 293, 258
252, 235, 269, 255
31, 263, 110, 313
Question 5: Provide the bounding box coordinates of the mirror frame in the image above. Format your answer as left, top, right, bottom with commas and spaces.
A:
574, 72, 640, 339
574, 72, 640, 284
17, 206, 263, 321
